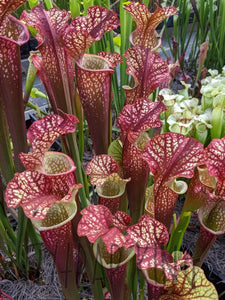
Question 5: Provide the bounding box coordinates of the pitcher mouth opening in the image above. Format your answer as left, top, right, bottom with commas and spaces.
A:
77, 53, 112, 71
142, 268, 167, 286
41, 151, 76, 175
93, 238, 135, 268
32, 198, 77, 231
129, 30, 161, 51
96, 181, 125, 198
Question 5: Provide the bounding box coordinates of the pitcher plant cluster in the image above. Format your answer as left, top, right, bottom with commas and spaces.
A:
0, 0, 224, 299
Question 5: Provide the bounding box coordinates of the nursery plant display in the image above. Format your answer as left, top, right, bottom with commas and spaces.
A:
1, 0, 225, 299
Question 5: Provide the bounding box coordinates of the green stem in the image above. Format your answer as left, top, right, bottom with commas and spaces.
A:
167, 211, 191, 253
74, 89, 84, 162
0, 101, 15, 183
0, 178, 5, 211
211, 107, 223, 139
26, 220, 42, 269
16, 208, 28, 269
28, 0, 39, 9
44, 0, 53, 10
0, 204, 30, 271
80, 237, 104, 300
26, 102, 48, 116
209, 0, 222, 69
105, 30, 120, 116
138, 269, 146, 300
0, 205, 16, 245
218, 0, 225, 70
89, 42, 97, 55
119, 0, 132, 110
23, 56, 38, 107
66, 133, 89, 207
127, 256, 138, 300
0, 219, 15, 260
83, 0, 94, 15
69, 0, 80, 18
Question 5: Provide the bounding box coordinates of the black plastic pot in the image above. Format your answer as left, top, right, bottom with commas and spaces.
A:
20, 37, 38, 59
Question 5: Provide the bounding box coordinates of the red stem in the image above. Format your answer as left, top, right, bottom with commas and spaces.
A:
105, 263, 128, 300
147, 282, 165, 300
98, 195, 122, 214
40, 221, 80, 299
192, 226, 217, 267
